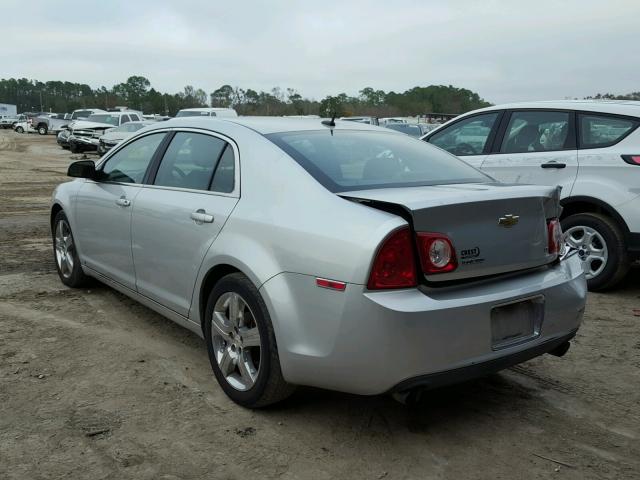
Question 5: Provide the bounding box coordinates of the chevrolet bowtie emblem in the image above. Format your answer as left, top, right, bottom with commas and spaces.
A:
498, 214, 520, 228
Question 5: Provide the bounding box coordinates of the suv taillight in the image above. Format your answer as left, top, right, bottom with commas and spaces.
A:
367, 227, 417, 290
622, 155, 640, 166
416, 233, 457, 274
547, 219, 562, 256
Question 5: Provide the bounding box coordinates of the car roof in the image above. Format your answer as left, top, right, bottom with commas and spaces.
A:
150, 116, 394, 134
470, 99, 640, 117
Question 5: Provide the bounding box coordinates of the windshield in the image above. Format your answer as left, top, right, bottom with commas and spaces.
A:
267, 130, 490, 192
176, 110, 211, 117
112, 122, 146, 133
87, 114, 120, 126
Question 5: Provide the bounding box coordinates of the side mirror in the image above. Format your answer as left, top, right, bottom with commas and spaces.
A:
67, 160, 96, 179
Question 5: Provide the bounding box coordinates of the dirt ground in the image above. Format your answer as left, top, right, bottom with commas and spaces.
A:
0, 129, 639, 480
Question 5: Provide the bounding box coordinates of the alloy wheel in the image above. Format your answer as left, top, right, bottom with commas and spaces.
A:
211, 292, 262, 391
564, 225, 608, 279
54, 219, 75, 278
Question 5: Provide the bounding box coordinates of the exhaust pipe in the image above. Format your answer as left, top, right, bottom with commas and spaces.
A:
548, 341, 571, 357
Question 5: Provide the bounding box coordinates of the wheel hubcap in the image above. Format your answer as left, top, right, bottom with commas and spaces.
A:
563, 225, 608, 280
54, 219, 75, 279
211, 292, 261, 391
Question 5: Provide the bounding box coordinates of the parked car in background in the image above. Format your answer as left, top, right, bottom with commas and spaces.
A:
380, 117, 408, 125
51, 116, 585, 408
13, 120, 35, 134
0, 114, 19, 128
340, 116, 379, 125
68, 111, 144, 153
97, 121, 153, 154
422, 100, 640, 290
384, 123, 425, 138
176, 107, 238, 118
33, 113, 71, 135
419, 123, 441, 135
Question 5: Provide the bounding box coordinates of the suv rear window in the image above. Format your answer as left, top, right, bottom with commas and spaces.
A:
267, 130, 490, 192
579, 114, 639, 148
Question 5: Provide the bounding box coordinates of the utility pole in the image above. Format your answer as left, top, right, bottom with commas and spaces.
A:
39, 91, 43, 112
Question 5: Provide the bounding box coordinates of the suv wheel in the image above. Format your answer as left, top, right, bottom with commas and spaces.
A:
15, 126, 24, 133
204, 273, 295, 408
562, 213, 629, 291
38, 125, 47, 135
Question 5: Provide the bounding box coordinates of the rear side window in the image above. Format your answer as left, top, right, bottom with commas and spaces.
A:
428, 113, 500, 156
100, 133, 165, 183
268, 130, 489, 192
210, 145, 235, 193
154, 132, 226, 191
121, 115, 130, 124
501, 111, 571, 153
578, 114, 639, 148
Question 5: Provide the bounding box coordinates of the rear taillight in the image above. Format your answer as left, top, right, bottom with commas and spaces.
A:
367, 227, 417, 290
417, 233, 457, 274
547, 219, 563, 256
622, 155, 640, 166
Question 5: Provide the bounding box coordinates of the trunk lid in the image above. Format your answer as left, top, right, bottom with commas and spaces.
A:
341, 183, 562, 283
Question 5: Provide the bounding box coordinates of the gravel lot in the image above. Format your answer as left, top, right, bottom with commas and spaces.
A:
1, 129, 639, 480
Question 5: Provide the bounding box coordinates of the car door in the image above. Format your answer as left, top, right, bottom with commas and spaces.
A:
131, 130, 240, 316
73, 132, 168, 289
426, 111, 503, 168
480, 110, 578, 197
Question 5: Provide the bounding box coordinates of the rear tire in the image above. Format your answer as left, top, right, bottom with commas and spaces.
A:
561, 213, 629, 291
204, 273, 295, 408
52, 210, 91, 288
15, 126, 24, 133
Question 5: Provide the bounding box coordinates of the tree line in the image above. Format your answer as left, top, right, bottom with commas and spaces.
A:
0, 76, 492, 117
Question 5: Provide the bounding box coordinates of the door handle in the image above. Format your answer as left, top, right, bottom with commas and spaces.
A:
191, 209, 214, 224
540, 162, 566, 169
116, 196, 131, 207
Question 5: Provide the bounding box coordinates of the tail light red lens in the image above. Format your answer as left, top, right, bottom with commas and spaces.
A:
367, 227, 417, 290
622, 155, 640, 166
417, 233, 457, 274
547, 219, 563, 256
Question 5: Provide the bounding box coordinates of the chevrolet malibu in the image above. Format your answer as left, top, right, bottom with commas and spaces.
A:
51, 117, 587, 407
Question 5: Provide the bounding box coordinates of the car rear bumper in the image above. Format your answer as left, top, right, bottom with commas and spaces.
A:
260, 255, 586, 395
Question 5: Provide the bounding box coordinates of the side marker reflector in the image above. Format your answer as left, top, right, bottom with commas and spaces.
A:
316, 278, 346, 291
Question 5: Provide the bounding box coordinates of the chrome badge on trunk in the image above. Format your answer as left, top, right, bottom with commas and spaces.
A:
498, 214, 520, 228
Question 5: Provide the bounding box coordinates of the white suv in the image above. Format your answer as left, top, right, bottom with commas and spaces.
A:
422, 100, 640, 290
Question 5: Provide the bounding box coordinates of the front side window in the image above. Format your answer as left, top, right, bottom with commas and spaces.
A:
154, 132, 226, 190
579, 114, 639, 148
100, 133, 165, 183
268, 130, 490, 192
428, 112, 500, 156
501, 111, 570, 153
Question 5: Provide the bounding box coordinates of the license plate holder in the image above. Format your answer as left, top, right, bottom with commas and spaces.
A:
491, 296, 544, 350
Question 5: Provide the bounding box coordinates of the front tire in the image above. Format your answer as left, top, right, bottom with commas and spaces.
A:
52, 211, 90, 288
15, 126, 24, 133
38, 125, 47, 135
562, 213, 629, 291
204, 273, 295, 408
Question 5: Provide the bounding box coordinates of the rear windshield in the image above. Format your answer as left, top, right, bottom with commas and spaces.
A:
176, 110, 212, 117
267, 130, 490, 192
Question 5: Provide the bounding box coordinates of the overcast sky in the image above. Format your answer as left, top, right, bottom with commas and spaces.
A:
3, 0, 639, 104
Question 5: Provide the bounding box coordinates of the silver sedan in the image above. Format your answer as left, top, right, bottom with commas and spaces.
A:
51, 117, 587, 407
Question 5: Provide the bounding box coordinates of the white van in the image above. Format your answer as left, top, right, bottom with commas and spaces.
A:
176, 108, 238, 118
